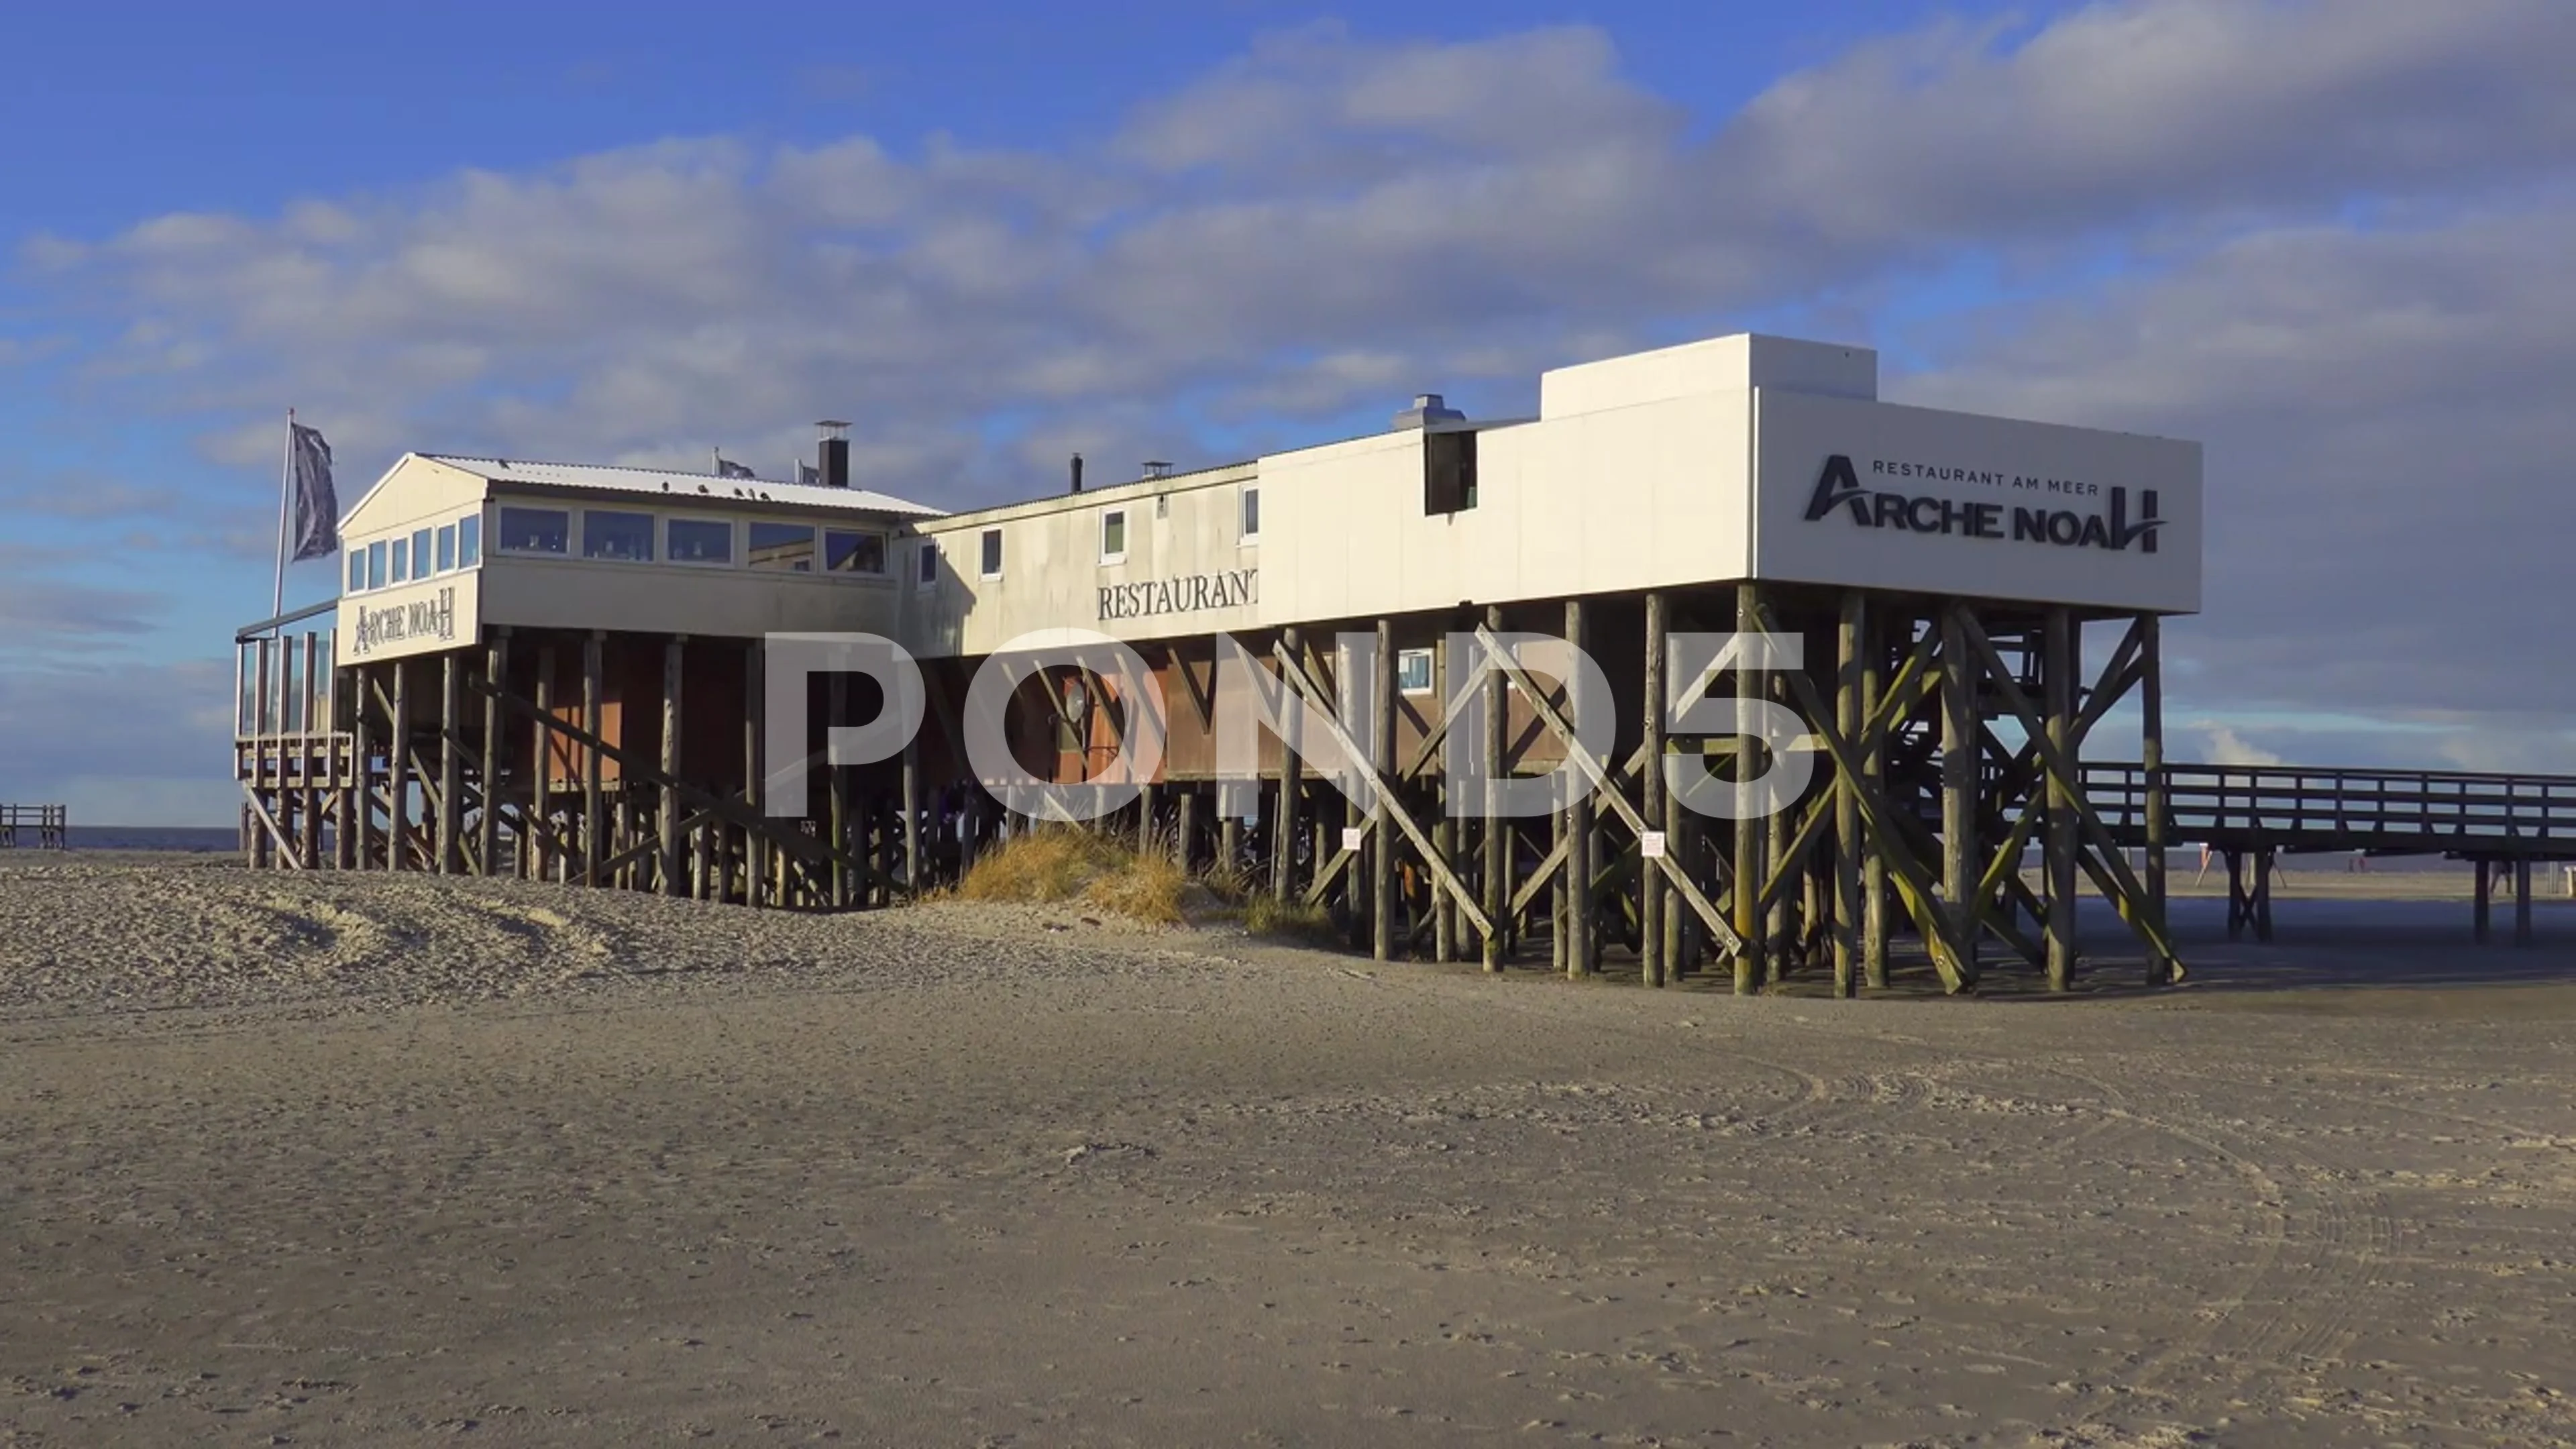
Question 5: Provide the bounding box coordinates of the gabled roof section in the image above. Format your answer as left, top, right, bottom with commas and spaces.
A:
422, 454, 947, 517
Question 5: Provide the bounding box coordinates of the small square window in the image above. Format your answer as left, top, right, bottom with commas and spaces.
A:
916, 540, 939, 587
979, 527, 1004, 578
1099, 510, 1126, 564
825, 529, 885, 575
496, 506, 570, 554
435, 524, 457, 572
347, 551, 366, 592
366, 541, 387, 588
669, 518, 734, 564
582, 510, 655, 561
458, 514, 482, 567
1397, 647, 1435, 695
1240, 486, 1260, 541
390, 537, 409, 583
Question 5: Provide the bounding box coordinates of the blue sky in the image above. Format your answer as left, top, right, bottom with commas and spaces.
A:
4, 0, 2574, 822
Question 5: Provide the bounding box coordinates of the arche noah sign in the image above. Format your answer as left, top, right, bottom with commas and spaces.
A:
1803, 453, 2161, 553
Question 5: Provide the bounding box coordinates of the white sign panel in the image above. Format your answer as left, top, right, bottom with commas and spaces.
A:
1342, 826, 1368, 851
1751, 390, 2202, 614
335, 574, 481, 665
1640, 830, 1667, 860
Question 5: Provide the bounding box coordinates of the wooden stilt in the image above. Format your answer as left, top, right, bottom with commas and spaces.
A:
1861, 614, 1890, 991
582, 631, 605, 888
2473, 858, 2493, 944
438, 652, 462, 875
1564, 598, 1591, 977
2139, 614, 2171, 982
531, 645, 555, 882
388, 661, 411, 872
1482, 604, 1509, 973
1833, 590, 1863, 996
482, 629, 509, 877
1939, 605, 1978, 979
2514, 857, 2534, 947
1733, 582, 1764, 995
660, 635, 684, 896
902, 738, 924, 898
2226, 848, 2247, 940
348, 662, 373, 871
745, 639, 765, 908
828, 667, 850, 908
1273, 626, 1304, 901
1372, 617, 1396, 963
2045, 606, 2079, 990
1642, 590, 1669, 987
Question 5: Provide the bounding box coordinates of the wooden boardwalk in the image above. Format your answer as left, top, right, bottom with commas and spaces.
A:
2085, 761, 2576, 945
0, 804, 68, 850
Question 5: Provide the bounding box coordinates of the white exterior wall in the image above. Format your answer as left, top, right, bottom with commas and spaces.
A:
479, 553, 904, 640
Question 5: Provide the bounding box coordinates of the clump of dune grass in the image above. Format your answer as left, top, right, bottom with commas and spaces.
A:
1241, 892, 1342, 948
955, 826, 1192, 926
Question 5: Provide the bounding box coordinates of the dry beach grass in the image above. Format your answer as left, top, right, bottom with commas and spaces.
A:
1, 852, 2573, 1446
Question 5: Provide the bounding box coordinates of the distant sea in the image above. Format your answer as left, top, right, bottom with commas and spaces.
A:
52, 826, 243, 853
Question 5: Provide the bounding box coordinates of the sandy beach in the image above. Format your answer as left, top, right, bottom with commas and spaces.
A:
3, 855, 2573, 1446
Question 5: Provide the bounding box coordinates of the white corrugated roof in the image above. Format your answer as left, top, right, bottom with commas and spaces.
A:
424, 455, 947, 517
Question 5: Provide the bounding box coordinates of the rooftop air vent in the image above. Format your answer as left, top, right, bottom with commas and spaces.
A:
1393, 393, 1466, 430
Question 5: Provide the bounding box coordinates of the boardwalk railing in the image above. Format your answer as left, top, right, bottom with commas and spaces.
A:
2084, 762, 2576, 857
0, 804, 69, 849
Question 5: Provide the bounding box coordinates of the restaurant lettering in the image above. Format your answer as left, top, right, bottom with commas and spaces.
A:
1803, 453, 2161, 553
1097, 568, 1258, 621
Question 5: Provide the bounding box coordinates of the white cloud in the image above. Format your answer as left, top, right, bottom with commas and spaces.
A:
9, 0, 2576, 814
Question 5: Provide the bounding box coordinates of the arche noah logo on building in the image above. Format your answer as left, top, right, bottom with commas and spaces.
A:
1801, 453, 2161, 553
351, 585, 458, 656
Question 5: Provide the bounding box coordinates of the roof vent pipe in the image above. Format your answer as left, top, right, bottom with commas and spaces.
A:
816, 420, 851, 488
1393, 392, 1466, 430
1070, 452, 1085, 494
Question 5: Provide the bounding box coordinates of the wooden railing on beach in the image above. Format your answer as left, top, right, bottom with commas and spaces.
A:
2084, 762, 2576, 857
0, 804, 68, 849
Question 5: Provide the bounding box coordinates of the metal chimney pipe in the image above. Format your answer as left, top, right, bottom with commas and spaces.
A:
1070, 452, 1085, 494
817, 420, 851, 489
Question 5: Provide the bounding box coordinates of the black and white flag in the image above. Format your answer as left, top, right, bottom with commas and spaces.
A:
714, 455, 757, 480
288, 422, 339, 561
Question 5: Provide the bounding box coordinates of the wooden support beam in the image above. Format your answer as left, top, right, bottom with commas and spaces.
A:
239, 781, 303, 870
1642, 590, 1669, 987
480, 630, 508, 877
1373, 618, 1397, 962
2141, 614, 2171, 983
1939, 604, 1978, 981
466, 672, 875, 882
1564, 598, 1592, 977
531, 645, 555, 882
439, 652, 462, 874
2045, 606, 2079, 990
349, 663, 374, 871
1733, 582, 1765, 994
1862, 617, 1889, 989
2515, 857, 2534, 947
1481, 604, 1508, 971
902, 737, 924, 898
1748, 602, 1976, 991
388, 663, 411, 872
1833, 591, 1863, 996
1468, 624, 1741, 957
660, 635, 685, 897
744, 639, 765, 907
1270, 643, 1497, 943
1952, 609, 2187, 979
582, 631, 605, 888
1273, 627, 1304, 901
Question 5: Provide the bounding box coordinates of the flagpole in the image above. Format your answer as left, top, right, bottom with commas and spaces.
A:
272, 408, 296, 621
